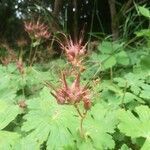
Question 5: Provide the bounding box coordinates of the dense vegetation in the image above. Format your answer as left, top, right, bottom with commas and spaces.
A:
0, 1, 150, 150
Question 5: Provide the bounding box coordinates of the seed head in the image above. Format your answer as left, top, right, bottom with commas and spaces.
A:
51, 73, 91, 109
62, 36, 87, 67
24, 18, 51, 40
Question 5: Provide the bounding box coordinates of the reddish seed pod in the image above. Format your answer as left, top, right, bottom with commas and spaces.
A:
24, 18, 51, 40
50, 73, 91, 108
61, 35, 87, 67
18, 100, 27, 109
83, 99, 91, 110
16, 60, 24, 74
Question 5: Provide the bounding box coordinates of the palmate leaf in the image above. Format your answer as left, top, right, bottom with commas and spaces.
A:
90, 52, 116, 70
118, 105, 150, 150
0, 131, 20, 150
91, 41, 129, 71
140, 83, 150, 101
124, 73, 145, 95
80, 104, 118, 149
101, 55, 117, 69
116, 51, 129, 65
0, 76, 17, 103
25, 67, 55, 86
140, 55, 150, 71
135, 29, 150, 38
15, 137, 40, 150
114, 72, 149, 103
22, 87, 79, 149
0, 101, 20, 130
100, 80, 144, 107
76, 138, 95, 150
119, 144, 132, 150
96, 41, 117, 69
0, 64, 26, 103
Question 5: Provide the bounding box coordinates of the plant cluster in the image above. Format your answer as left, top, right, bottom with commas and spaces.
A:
0, 4, 149, 150
46, 35, 92, 137
0, 37, 149, 150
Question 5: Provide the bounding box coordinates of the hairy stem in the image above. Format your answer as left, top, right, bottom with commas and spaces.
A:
30, 40, 41, 66
74, 104, 83, 118
29, 38, 33, 65
121, 81, 128, 108
80, 110, 87, 137
110, 67, 113, 82
74, 104, 87, 137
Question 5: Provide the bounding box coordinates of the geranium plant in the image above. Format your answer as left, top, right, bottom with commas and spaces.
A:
46, 34, 92, 137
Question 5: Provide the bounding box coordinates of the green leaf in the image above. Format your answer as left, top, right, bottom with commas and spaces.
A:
88, 52, 116, 71
0, 65, 25, 103
77, 139, 95, 150
138, 6, 150, 18
118, 105, 150, 149
119, 144, 132, 150
135, 29, 150, 38
114, 72, 149, 103
15, 138, 40, 150
0, 131, 20, 150
98, 41, 113, 54
98, 41, 124, 53
97, 41, 128, 69
141, 139, 150, 150
100, 80, 144, 106
116, 51, 129, 65
0, 101, 20, 130
0, 76, 17, 103
32, 41, 40, 47
140, 79, 150, 101
124, 73, 145, 95
102, 55, 116, 69
22, 87, 78, 149
114, 77, 127, 87
140, 55, 150, 71
90, 41, 127, 70
98, 54, 116, 69
140, 90, 150, 100
83, 104, 117, 149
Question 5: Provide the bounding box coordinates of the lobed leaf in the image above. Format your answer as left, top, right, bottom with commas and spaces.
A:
22, 87, 79, 149
0, 131, 20, 150
0, 101, 20, 130
118, 105, 150, 149
82, 104, 118, 149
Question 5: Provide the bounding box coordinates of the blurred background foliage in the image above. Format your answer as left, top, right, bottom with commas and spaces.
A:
0, 0, 149, 46
0, 1, 149, 149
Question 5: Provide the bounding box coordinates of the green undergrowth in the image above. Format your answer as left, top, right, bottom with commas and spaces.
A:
0, 41, 150, 150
